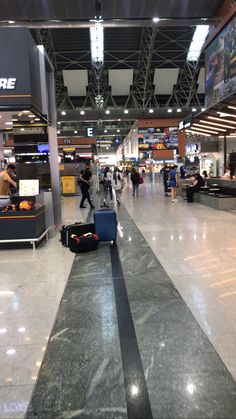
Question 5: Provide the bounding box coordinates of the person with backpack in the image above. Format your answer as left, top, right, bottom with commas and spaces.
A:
79, 164, 95, 209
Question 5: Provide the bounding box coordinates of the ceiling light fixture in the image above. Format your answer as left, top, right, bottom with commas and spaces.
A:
74, 130, 78, 134
124, 109, 129, 114
192, 108, 197, 112
22, 110, 30, 114
216, 111, 236, 119
228, 105, 236, 111
207, 116, 236, 125
20, 128, 25, 131
117, 129, 120, 133
80, 110, 85, 115
187, 25, 209, 61
8, 21, 15, 24
200, 119, 235, 130
105, 110, 110, 114
177, 108, 182, 113
104, 129, 107, 133
28, 114, 35, 118
167, 108, 172, 113
90, 21, 104, 63
5, 122, 13, 125
153, 17, 160, 23
191, 126, 218, 134
61, 111, 66, 116
186, 129, 210, 137
35, 118, 40, 121
57, 130, 60, 134
193, 123, 226, 132
149, 109, 154, 113
201, 108, 206, 112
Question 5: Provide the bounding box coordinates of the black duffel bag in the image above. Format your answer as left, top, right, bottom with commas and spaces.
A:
69, 233, 99, 253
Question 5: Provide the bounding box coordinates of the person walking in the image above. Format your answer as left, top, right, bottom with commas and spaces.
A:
169, 165, 178, 203
131, 168, 140, 197
103, 166, 113, 206
79, 164, 95, 209
112, 167, 122, 206
160, 164, 169, 196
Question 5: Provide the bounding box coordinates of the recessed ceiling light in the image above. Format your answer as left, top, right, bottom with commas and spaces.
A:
18, 327, 26, 333
192, 108, 197, 112
105, 110, 110, 114
167, 108, 172, 113
153, 17, 160, 23
20, 128, 25, 131
201, 108, 206, 112
8, 21, 15, 24
22, 110, 30, 114
104, 129, 107, 133
118, 118, 121, 121
149, 109, 154, 113
74, 130, 78, 134
61, 111, 66, 116
80, 110, 85, 115
6, 349, 16, 355
177, 108, 182, 113
124, 109, 129, 114
12, 118, 18, 122
57, 130, 60, 134
28, 114, 35, 118
0, 328, 7, 334
117, 129, 120, 133
35, 118, 40, 121
5, 122, 13, 125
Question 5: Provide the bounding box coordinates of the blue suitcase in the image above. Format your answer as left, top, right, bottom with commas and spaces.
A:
94, 209, 117, 243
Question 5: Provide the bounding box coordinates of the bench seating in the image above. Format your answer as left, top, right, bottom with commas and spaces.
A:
194, 191, 236, 210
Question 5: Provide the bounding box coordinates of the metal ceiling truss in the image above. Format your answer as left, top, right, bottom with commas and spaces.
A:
166, 59, 203, 108
34, 29, 74, 110
125, 27, 158, 109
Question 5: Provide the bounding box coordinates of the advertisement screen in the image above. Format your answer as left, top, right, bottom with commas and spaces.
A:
38, 143, 49, 153
138, 127, 178, 151
205, 14, 236, 109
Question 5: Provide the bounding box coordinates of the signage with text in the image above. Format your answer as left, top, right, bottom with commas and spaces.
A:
86, 127, 94, 137
0, 78, 16, 90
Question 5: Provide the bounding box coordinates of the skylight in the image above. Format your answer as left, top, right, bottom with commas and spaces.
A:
187, 25, 209, 61
90, 22, 104, 63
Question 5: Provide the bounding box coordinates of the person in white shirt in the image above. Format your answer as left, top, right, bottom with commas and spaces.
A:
103, 166, 113, 206
112, 167, 123, 206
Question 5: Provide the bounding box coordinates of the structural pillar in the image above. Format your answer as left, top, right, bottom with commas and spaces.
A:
224, 134, 227, 171
0, 133, 4, 168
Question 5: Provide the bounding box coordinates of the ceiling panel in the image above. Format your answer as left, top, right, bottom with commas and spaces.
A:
197, 68, 205, 94
154, 68, 179, 94
0, 0, 95, 20
63, 70, 88, 96
102, 0, 223, 19
109, 69, 133, 96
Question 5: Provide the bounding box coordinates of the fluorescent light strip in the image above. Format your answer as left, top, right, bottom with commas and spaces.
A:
207, 116, 236, 125
186, 129, 210, 137
90, 22, 104, 63
193, 123, 226, 132
187, 25, 209, 61
191, 126, 219, 134
228, 106, 236, 111
200, 119, 235, 130
216, 111, 236, 119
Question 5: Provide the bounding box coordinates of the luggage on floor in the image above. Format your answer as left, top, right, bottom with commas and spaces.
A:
94, 209, 117, 243
69, 233, 99, 253
60, 222, 95, 247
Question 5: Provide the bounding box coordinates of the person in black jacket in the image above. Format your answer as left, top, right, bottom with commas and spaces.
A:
131, 168, 140, 197
186, 173, 205, 202
79, 164, 95, 209
160, 164, 169, 196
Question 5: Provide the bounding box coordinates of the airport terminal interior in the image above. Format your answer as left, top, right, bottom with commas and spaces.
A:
1, 1, 236, 418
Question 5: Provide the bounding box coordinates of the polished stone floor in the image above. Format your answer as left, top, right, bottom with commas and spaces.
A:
0, 182, 236, 417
